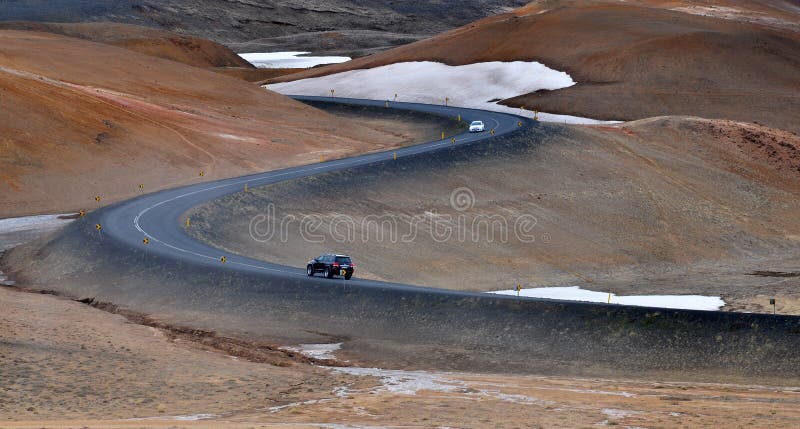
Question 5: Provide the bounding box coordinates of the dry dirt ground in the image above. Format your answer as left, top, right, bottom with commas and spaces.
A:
0, 22, 253, 69
188, 117, 800, 315
0, 22, 305, 83
0, 30, 434, 218
3, 284, 800, 428
269, 0, 800, 134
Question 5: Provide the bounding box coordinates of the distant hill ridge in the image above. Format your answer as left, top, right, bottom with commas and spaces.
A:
0, 0, 530, 56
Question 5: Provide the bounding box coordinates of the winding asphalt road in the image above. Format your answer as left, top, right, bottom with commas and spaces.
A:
31, 96, 800, 377
98, 96, 529, 294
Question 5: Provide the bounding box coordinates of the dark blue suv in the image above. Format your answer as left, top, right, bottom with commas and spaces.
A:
307, 254, 355, 280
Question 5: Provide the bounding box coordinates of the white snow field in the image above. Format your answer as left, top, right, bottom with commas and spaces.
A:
282, 343, 342, 360
488, 286, 725, 311
0, 213, 74, 251
267, 61, 617, 124
239, 52, 351, 69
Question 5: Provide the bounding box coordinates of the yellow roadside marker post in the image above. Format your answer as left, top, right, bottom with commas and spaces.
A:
451, 137, 456, 144
143, 238, 149, 245
445, 97, 449, 106
457, 114, 461, 122
330, 89, 335, 98
199, 171, 205, 177
138, 183, 144, 193
516, 284, 522, 297
185, 218, 191, 228
534, 110, 539, 121
490, 129, 495, 136
221, 256, 227, 264
608, 292, 612, 304
79, 210, 86, 218
518, 121, 523, 127
441, 131, 445, 140
244, 183, 248, 193
320, 155, 324, 162
385, 100, 389, 108
95, 223, 102, 231
94, 196, 101, 209
393, 152, 397, 160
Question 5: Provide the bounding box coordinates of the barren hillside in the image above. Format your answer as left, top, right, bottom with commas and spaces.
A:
0, 0, 529, 57
0, 30, 421, 218
189, 118, 800, 313
271, 0, 800, 133
0, 21, 252, 69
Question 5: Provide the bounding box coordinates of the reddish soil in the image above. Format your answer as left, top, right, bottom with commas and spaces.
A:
3, 284, 800, 427
0, 30, 421, 218
0, 21, 253, 69
270, 0, 800, 133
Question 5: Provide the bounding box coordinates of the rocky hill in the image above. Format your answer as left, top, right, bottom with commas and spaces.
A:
0, 21, 253, 68
0, 30, 414, 217
0, 0, 529, 56
270, 0, 800, 133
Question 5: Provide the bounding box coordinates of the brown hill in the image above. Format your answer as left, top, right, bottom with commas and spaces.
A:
0, 21, 253, 69
189, 117, 800, 313
0, 30, 417, 218
270, 0, 800, 133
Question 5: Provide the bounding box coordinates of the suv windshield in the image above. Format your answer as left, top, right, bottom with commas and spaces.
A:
335, 256, 352, 264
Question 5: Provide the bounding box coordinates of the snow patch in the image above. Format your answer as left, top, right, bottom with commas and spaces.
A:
215, 133, 252, 142
332, 367, 552, 406
488, 286, 725, 311
239, 52, 351, 69
268, 398, 335, 413
603, 408, 639, 419
0, 213, 75, 251
0, 214, 73, 234
267, 61, 618, 124
170, 414, 219, 421
334, 367, 461, 395
125, 413, 218, 421
282, 343, 342, 360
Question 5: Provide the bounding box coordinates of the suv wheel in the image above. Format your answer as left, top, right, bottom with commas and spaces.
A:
307, 265, 314, 276
344, 272, 352, 280
324, 267, 333, 278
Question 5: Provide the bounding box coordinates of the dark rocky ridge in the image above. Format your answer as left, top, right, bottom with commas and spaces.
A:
0, 0, 529, 56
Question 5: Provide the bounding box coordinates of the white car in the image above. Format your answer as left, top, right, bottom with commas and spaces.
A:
469, 120, 485, 133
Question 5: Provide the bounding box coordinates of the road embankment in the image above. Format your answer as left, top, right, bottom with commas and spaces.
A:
4, 211, 800, 384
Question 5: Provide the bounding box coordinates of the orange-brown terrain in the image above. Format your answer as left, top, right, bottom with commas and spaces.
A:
0, 29, 432, 218
0, 21, 253, 68
189, 117, 800, 314
270, 0, 800, 133
0, 22, 305, 82
3, 284, 800, 428
2, 2, 800, 427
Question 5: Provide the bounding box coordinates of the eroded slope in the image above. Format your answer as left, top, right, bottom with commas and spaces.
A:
188, 118, 800, 313
270, 0, 800, 133
0, 30, 415, 217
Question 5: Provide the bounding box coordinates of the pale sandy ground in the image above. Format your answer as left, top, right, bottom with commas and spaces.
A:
3, 285, 800, 429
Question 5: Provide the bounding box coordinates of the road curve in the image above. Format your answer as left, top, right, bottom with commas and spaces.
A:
9, 95, 800, 378
99, 95, 529, 295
